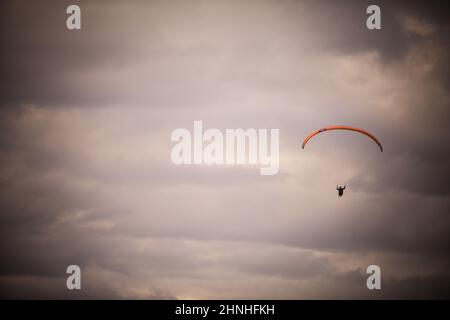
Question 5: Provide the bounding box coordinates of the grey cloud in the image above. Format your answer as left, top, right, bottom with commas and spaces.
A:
0, 0, 449, 299
1, 1, 447, 108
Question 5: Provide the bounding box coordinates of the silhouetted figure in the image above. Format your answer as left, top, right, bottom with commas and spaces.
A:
337, 185, 346, 197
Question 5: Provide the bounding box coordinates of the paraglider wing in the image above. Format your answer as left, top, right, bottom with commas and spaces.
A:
302, 126, 383, 152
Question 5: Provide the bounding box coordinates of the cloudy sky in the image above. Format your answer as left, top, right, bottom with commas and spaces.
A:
0, 0, 449, 299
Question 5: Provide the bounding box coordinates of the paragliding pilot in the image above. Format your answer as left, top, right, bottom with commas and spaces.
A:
337, 185, 346, 197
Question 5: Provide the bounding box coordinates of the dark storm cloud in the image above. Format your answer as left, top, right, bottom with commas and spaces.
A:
1, 0, 448, 108
302, 0, 449, 60
0, 0, 147, 107
0, 273, 176, 299
0, 0, 266, 108
298, 269, 450, 299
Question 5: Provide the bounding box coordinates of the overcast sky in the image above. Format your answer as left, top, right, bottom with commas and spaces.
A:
0, 0, 449, 299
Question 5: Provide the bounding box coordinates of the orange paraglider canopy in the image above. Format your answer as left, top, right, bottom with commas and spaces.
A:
302, 126, 383, 152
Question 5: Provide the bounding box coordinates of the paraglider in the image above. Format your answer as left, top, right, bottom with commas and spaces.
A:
301, 126, 383, 152
302, 126, 383, 196
337, 185, 346, 197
